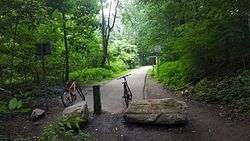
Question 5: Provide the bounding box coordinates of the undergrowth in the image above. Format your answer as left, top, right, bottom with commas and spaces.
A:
70, 61, 127, 85
192, 70, 250, 115
153, 59, 193, 89
153, 61, 250, 116
40, 116, 92, 141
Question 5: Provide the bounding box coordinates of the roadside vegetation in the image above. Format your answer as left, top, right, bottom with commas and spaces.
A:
122, 0, 250, 116
40, 116, 91, 141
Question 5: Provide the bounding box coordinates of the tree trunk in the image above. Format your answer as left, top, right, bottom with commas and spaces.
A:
101, 0, 107, 66
100, 0, 119, 67
248, 12, 250, 32
63, 12, 69, 82
10, 21, 18, 89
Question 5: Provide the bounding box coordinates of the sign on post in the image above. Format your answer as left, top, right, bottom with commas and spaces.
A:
35, 42, 52, 81
149, 56, 157, 65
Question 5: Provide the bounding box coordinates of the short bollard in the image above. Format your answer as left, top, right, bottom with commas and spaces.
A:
93, 85, 101, 114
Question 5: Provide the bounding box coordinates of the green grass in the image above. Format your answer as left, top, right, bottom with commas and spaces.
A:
70, 61, 129, 85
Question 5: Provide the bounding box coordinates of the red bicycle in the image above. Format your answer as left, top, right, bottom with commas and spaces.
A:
61, 80, 86, 107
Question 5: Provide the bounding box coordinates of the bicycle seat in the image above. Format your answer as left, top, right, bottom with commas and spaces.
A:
117, 74, 131, 80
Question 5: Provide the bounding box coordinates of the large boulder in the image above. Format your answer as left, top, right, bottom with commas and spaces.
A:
63, 101, 89, 120
123, 98, 188, 125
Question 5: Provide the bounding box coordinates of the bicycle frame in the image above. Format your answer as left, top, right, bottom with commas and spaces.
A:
66, 81, 77, 97
118, 74, 133, 107
61, 80, 86, 107
122, 81, 132, 99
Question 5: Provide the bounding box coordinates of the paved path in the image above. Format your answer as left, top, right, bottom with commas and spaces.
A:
85, 66, 152, 113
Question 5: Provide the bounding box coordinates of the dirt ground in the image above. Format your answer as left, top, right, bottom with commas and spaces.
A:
0, 97, 64, 141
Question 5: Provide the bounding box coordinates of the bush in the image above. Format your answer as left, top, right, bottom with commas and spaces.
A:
8, 98, 23, 111
70, 68, 112, 84
108, 60, 126, 72
0, 101, 8, 113
193, 70, 250, 113
109, 40, 139, 69
155, 59, 193, 89
40, 116, 90, 141
70, 62, 126, 84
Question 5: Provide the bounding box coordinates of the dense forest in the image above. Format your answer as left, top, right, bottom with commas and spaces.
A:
122, 0, 250, 114
0, 0, 140, 119
0, 0, 250, 140
0, 0, 139, 90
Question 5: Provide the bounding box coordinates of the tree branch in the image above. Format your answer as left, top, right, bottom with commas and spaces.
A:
110, 0, 119, 31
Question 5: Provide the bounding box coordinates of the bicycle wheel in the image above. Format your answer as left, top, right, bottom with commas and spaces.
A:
61, 91, 75, 107
76, 86, 86, 101
123, 84, 130, 108
124, 95, 129, 108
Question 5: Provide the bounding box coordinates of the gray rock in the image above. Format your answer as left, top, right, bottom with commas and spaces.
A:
63, 101, 89, 120
123, 98, 188, 125
30, 108, 45, 121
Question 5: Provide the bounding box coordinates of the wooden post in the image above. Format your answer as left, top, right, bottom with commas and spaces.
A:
93, 85, 101, 114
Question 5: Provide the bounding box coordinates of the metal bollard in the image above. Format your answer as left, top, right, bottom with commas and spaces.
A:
93, 85, 102, 114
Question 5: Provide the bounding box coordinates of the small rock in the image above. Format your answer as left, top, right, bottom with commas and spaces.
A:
33, 122, 40, 126
30, 108, 45, 121
63, 101, 89, 119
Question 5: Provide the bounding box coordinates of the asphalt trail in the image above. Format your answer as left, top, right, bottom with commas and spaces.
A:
85, 66, 152, 113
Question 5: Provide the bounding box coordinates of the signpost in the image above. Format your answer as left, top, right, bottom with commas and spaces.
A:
35, 42, 52, 110
155, 45, 161, 77
35, 42, 52, 80
149, 56, 157, 72
149, 45, 161, 76
149, 56, 157, 65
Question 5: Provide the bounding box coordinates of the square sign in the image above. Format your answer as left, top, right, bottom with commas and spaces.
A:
149, 56, 157, 65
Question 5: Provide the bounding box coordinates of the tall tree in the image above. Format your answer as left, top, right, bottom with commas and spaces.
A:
100, 0, 119, 66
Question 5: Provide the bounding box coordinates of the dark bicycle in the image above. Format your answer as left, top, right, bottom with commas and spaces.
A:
61, 80, 86, 107
118, 74, 133, 108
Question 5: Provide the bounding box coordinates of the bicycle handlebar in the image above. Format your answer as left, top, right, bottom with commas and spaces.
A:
117, 74, 131, 80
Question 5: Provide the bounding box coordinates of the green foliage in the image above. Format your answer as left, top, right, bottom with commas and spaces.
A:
40, 116, 90, 141
70, 61, 126, 84
0, 0, 101, 87
70, 68, 113, 84
8, 98, 23, 111
193, 70, 250, 113
124, 0, 250, 115
110, 40, 139, 69
108, 60, 126, 73
154, 59, 193, 89
0, 101, 8, 113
